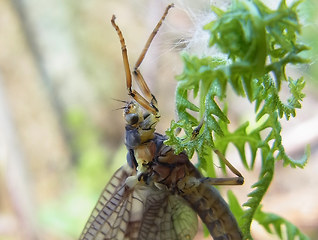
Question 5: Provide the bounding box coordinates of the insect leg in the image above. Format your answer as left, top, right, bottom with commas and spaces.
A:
130, 89, 158, 114
112, 5, 173, 115
111, 15, 159, 115
191, 118, 244, 180
132, 70, 159, 113
214, 149, 243, 178
134, 4, 174, 70
132, 4, 174, 114
111, 15, 132, 95
191, 118, 204, 139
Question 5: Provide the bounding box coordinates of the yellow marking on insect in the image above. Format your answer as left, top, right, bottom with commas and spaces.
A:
135, 145, 153, 163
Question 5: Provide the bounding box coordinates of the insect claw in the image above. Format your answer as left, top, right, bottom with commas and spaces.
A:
151, 94, 157, 102
129, 91, 135, 97
192, 119, 204, 139
151, 104, 159, 113
191, 128, 200, 139
237, 177, 244, 185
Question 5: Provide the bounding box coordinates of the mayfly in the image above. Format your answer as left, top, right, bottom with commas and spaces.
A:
80, 4, 244, 240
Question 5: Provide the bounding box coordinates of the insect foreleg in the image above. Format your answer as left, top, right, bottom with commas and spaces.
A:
112, 5, 174, 116
131, 4, 174, 115
111, 15, 132, 94
130, 89, 157, 114
134, 4, 174, 70
133, 69, 159, 113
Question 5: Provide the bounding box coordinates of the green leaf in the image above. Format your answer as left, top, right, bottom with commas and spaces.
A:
227, 190, 244, 225
166, 0, 310, 239
254, 206, 310, 240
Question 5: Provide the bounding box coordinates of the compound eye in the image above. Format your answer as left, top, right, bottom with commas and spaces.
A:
125, 113, 139, 125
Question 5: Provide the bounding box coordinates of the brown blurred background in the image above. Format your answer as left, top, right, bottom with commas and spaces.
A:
0, 0, 317, 239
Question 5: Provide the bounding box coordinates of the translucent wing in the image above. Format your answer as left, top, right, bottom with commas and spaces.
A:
161, 195, 198, 240
79, 164, 198, 240
79, 164, 134, 240
138, 194, 198, 240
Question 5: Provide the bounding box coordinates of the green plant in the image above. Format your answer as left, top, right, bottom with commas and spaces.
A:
165, 0, 310, 239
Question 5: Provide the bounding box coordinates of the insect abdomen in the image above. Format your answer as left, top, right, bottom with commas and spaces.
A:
182, 182, 242, 240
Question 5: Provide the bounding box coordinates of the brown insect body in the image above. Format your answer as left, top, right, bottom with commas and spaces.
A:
80, 4, 244, 240
123, 103, 243, 239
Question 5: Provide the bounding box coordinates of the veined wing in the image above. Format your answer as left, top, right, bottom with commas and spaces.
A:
79, 164, 134, 240
80, 164, 198, 240
160, 195, 198, 240
138, 194, 198, 240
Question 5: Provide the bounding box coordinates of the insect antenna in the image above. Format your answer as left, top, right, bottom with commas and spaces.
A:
112, 106, 127, 111
111, 97, 128, 104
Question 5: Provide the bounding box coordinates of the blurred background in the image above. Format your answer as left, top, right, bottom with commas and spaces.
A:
0, 0, 317, 239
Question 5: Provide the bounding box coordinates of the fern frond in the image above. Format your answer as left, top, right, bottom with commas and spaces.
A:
166, 0, 310, 239
254, 206, 310, 240
241, 146, 274, 239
